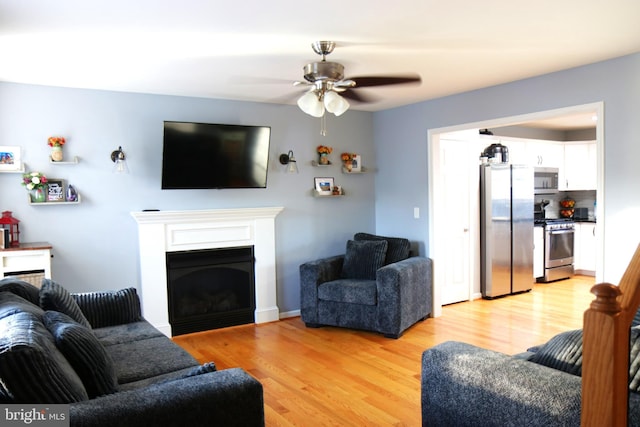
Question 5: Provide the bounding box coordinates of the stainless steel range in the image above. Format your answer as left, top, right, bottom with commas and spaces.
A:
535, 218, 575, 282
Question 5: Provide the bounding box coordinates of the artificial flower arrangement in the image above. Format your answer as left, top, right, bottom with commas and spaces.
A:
47, 136, 66, 147
317, 145, 333, 155
341, 152, 357, 162
22, 171, 48, 191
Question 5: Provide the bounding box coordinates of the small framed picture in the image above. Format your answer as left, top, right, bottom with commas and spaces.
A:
46, 179, 65, 202
351, 154, 362, 172
314, 177, 334, 195
0, 146, 22, 171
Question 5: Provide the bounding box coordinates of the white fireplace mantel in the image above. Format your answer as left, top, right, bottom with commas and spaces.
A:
131, 207, 284, 336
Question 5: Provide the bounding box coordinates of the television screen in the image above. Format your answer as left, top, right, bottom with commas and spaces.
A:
161, 121, 271, 189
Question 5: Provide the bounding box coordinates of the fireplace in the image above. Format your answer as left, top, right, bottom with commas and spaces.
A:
167, 246, 256, 335
131, 207, 283, 337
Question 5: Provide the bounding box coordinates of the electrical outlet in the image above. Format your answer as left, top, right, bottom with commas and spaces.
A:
414, 207, 420, 219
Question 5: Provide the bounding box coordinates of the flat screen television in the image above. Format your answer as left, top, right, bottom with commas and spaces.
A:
161, 121, 271, 189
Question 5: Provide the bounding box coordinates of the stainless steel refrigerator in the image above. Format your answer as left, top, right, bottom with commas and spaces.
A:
480, 163, 534, 298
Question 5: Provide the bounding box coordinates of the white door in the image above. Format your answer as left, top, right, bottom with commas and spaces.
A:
438, 137, 474, 305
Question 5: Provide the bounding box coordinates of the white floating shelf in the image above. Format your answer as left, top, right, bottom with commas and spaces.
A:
28, 194, 82, 205
342, 166, 368, 174
49, 156, 79, 164
311, 160, 333, 167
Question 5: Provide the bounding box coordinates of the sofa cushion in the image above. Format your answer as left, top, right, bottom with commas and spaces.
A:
40, 279, 92, 328
43, 311, 119, 398
72, 287, 142, 328
0, 277, 41, 305
354, 232, 411, 264
341, 239, 388, 280
105, 336, 198, 384
0, 292, 45, 321
117, 362, 217, 392
318, 279, 377, 305
93, 320, 165, 347
0, 311, 88, 403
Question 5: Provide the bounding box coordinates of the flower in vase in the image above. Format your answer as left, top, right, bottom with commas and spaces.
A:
22, 171, 48, 191
317, 145, 333, 155
47, 136, 66, 147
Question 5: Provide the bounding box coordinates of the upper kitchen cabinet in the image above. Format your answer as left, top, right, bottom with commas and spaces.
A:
502, 139, 564, 168
563, 141, 597, 191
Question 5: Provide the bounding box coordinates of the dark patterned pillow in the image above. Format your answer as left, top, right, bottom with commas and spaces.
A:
71, 288, 142, 328
354, 232, 411, 264
529, 329, 583, 376
341, 239, 388, 280
43, 311, 118, 398
0, 311, 88, 403
39, 279, 91, 328
0, 277, 41, 305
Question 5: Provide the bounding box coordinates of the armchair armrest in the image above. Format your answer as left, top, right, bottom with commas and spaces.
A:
422, 341, 582, 427
300, 255, 344, 324
376, 256, 432, 337
71, 288, 142, 329
70, 368, 264, 427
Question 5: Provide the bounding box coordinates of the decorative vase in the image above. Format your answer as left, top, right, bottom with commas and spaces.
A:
51, 145, 63, 162
319, 153, 329, 165
30, 188, 46, 203
345, 161, 353, 172
66, 185, 78, 202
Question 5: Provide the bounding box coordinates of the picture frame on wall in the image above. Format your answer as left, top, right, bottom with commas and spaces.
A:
351, 154, 362, 172
314, 177, 334, 195
46, 179, 65, 202
0, 146, 22, 171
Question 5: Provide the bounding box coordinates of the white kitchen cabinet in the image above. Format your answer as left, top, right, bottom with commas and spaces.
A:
574, 223, 596, 275
563, 142, 597, 191
533, 226, 544, 279
527, 141, 564, 168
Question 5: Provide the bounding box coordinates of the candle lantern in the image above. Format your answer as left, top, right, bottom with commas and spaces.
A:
0, 211, 20, 248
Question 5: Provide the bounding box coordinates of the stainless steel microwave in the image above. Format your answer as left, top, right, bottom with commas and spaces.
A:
534, 167, 559, 194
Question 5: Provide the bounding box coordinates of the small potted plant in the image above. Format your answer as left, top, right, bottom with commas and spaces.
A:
317, 145, 332, 165
22, 171, 48, 203
48, 136, 66, 162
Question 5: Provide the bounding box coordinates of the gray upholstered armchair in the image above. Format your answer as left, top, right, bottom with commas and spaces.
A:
300, 233, 433, 338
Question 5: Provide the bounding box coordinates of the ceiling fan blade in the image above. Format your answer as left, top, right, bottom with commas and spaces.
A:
349, 74, 421, 88
340, 89, 377, 103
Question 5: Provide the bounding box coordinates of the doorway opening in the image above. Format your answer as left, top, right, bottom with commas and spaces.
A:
428, 102, 604, 317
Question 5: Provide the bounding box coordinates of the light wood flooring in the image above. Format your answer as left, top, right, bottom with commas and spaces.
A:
173, 275, 596, 426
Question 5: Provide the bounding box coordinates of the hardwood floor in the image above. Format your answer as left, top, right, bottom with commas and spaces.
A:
173, 275, 595, 426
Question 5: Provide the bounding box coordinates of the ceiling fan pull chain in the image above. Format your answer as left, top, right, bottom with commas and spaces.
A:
320, 114, 327, 136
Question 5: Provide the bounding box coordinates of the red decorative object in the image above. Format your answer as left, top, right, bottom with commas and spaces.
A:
0, 211, 20, 248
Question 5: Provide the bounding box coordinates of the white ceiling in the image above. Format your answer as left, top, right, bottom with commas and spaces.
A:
1, 0, 639, 127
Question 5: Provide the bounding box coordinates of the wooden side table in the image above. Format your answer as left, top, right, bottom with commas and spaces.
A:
0, 242, 52, 288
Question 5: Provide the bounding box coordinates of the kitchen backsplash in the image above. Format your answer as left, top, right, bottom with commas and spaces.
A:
537, 190, 596, 220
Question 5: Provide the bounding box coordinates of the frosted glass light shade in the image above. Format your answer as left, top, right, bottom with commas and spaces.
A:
297, 91, 325, 117
324, 91, 350, 116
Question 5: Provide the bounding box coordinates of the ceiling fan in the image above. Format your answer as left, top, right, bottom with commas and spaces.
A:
294, 41, 421, 134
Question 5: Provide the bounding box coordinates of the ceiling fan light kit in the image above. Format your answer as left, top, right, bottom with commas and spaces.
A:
294, 41, 421, 135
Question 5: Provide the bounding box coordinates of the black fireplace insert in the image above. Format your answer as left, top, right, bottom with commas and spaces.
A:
166, 246, 255, 335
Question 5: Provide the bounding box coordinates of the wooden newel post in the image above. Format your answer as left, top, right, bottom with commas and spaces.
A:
581, 283, 626, 427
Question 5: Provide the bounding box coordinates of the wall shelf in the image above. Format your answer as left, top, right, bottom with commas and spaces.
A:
311, 160, 333, 167
49, 156, 79, 164
0, 163, 26, 173
312, 189, 344, 197
342, 166, 368, 174
28, 194, 82, 205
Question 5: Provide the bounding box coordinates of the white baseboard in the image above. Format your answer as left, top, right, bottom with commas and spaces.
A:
279, 309, 300, 319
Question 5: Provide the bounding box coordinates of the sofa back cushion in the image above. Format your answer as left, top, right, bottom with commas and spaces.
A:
341, 239, 388, 280
43, 311, 119, 398
0, 292, 45, 321
39, 279, 91, 328
0, 311, 88, 403
354, 233, 411, 265
72, 288, 142, 329
0, 278, 41, 305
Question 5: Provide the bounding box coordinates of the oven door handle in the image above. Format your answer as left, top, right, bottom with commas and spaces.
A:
547, 229, 574, 235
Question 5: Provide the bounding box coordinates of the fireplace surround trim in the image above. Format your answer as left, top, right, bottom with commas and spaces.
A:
131, 207, 283, 337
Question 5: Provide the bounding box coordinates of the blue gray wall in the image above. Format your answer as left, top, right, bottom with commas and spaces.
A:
374, 52, 640, 283
0, 83, 375, 314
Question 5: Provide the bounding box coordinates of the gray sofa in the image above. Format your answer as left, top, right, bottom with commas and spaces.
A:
300, 233, 433, 338
0, 278, 264, 427
422, 338, 640, 426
